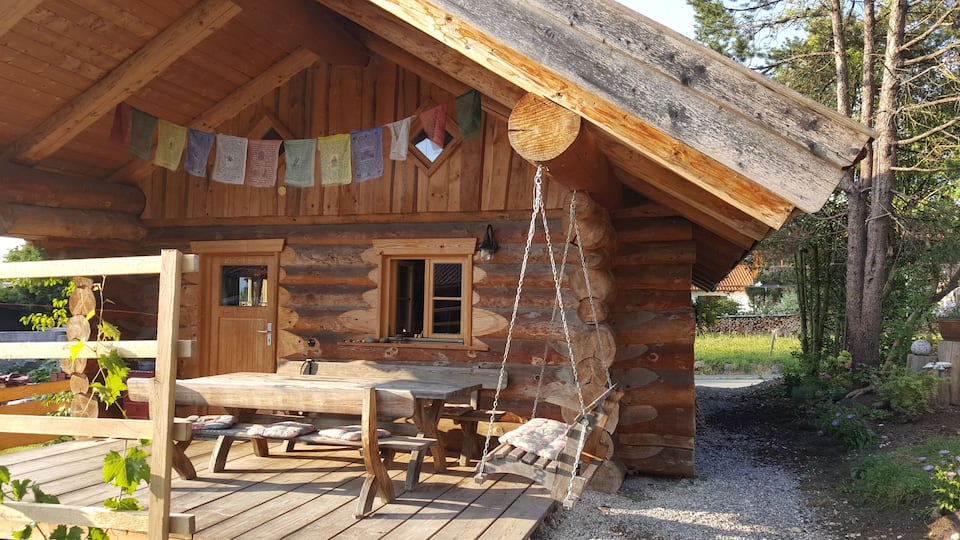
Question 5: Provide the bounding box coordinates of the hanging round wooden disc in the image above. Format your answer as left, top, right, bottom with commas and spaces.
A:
69, 373, 89, 395
70, 393, 99, 418
59, 356, 87, 375
73, 276, 95, 289
65, 314, 91, 341
68, 287, 96, 317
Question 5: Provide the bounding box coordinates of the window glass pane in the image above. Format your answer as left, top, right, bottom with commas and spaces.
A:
433, 263, 462, 298
393, 260, 424, 336
432, 299, 461, 334
221, 265, 268, 307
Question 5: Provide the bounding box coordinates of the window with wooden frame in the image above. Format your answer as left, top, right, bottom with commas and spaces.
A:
408, 110, 461, 175
373, 238, 475, 345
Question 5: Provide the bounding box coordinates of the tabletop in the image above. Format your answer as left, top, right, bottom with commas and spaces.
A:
158, 372, 481, 415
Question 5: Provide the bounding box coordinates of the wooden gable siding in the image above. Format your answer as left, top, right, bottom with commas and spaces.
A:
137, 57, 555, 221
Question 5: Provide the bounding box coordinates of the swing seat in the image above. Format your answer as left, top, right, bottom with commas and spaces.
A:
475, 384, 623, 508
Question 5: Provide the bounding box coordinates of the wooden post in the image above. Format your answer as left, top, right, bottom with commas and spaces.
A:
940, 341, 960, 406
146, 250, 185, 540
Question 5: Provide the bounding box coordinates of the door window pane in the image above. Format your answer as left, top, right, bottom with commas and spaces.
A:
221, 265, 268, 307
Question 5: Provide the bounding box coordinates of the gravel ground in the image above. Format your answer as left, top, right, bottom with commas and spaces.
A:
534, 384, 832, 540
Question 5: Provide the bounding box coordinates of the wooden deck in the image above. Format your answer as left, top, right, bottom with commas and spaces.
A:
0, 437, 556, 539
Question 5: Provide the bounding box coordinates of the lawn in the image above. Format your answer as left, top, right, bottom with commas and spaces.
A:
694, 333, 801, 374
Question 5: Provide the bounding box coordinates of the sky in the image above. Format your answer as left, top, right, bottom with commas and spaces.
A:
0, 1, 696, 262
616, 1, 696, 38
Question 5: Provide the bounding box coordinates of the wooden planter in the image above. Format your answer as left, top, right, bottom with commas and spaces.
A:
939, 319, 960, 341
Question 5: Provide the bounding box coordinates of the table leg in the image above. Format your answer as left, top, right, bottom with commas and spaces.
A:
413, 398, 447, 472
171, 439, 196, 480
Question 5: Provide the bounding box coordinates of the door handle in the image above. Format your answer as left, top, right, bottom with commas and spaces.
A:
256, 323, 272, 346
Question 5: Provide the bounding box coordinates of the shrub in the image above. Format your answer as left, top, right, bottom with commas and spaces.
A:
817, 405, 877, 451
876, 369, 938, 421
693, 296, 740, 331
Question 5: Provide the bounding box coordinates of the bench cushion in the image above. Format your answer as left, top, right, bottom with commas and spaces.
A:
247, 421, 317, 440
185, 414, 238, 430
313, 425, 391, 441
498, 418, 569, 460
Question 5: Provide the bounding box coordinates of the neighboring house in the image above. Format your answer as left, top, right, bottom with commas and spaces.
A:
0, 0, 873, 477
691, 264, 757, 312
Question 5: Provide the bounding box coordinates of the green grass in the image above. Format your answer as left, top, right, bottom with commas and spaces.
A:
694, 333, 801, 373
845, 437, 960, 510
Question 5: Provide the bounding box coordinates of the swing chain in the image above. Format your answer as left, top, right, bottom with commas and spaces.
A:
571, 199, 613, 388
476, 166, 545, 482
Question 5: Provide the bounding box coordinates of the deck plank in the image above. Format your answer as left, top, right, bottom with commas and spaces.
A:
0, 438, 554, 539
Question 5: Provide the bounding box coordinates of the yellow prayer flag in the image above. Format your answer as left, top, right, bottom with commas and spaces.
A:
154, 119, 187, 171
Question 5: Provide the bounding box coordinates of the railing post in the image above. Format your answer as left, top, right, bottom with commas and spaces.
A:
147, 249, 184, 539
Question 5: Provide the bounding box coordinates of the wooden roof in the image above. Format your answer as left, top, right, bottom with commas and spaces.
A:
0, 0, 874, 289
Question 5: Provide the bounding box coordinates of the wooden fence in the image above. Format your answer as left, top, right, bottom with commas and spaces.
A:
0, 380, 71, 450
0, 251, 197, 539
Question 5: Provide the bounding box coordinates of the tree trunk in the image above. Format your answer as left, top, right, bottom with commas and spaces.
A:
853, 0, 906, 367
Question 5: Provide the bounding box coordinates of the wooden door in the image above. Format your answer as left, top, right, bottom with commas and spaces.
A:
201, 253, 278, 376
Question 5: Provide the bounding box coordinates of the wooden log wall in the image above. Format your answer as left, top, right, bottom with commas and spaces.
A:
609, 204, 697, 477
34, 52, 700, 478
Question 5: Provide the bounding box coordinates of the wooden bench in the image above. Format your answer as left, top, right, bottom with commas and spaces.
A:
280, 359, 508, 465
189, 411, 436, 492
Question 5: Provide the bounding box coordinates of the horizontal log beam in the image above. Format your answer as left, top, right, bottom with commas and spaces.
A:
0, 502, 195, 538
0, 161, 145, 214
509, 93, 621, 208
0, 204, 147, 242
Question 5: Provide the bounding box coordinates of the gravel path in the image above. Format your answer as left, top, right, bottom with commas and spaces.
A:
534, 385, 833, 540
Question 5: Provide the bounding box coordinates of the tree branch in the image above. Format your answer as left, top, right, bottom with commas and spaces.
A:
903, 41, 960, 67
897, 117, 960, 145
900, 95, 960, 112
902, 6, 959, 49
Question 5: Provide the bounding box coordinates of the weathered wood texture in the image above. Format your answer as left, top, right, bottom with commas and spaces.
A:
137, 57, 551, 221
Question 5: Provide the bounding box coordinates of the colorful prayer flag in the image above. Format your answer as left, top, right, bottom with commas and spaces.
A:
283, 138, 317, 187
387, 117, 411, 161
110, 102, 131, 145
419, 104, 447, 148
212, 134, 247, 185
350, 127, 384, 183
457, 89, 482, 141
154, 119, 187, 171
316, 134, 352, 186
245, 139, 281, 187
184, 129, 215, 177
129, 108, 157, 160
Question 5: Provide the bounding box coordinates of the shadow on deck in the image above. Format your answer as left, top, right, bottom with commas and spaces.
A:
0, 438, 556, 539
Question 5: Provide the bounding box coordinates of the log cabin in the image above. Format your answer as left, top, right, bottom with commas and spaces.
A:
0, 0, 873, 478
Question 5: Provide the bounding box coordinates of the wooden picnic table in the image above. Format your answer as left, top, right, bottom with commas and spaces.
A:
129, 372, 481, 475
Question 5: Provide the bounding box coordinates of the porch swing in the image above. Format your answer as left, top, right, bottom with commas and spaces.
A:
474, 166, 623, 508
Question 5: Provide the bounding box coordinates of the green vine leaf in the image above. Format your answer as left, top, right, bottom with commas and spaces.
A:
102, 446, 150, 495
103, 496, 142, 511
97, 321, 121, 342
30, 484, 59, 505
10, 479, 30, 501
0, 464, 10, 484
48, 525, 84, 540
68, 341, 86, 361
11, 524, 32, 540
88, 528, 109, 540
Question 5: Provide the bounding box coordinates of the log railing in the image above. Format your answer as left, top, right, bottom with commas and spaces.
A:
0, 250, 197, 539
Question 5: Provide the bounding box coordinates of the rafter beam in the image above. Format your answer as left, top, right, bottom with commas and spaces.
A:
108, 47, 319, 184
0, 0, 42, 38
356, 0, 873, 225
4, 0, 242, 165
232, 0, 368, 65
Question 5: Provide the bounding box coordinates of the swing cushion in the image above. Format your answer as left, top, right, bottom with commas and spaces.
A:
499, 418, 570, 460
246, 421, 317, 440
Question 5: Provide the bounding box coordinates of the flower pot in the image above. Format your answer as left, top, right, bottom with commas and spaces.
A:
938, 319, 960, 341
